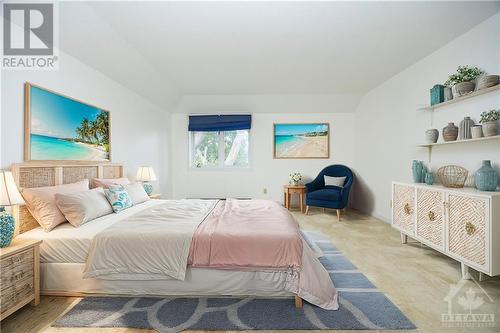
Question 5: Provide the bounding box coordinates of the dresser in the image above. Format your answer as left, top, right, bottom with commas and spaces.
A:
0, 239, 42, 320
392, 182, 500, 279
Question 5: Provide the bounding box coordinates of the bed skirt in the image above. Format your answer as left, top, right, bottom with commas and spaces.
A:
41, 263, 293, 297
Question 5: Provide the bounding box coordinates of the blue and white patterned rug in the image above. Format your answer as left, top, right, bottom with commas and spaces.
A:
54, 231, 416, 332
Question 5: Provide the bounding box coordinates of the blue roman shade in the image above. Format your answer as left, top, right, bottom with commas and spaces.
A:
188, 115, 252, 132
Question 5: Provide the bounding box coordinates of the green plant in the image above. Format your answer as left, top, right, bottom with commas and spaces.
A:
480, 109, 500, 123
444, 66, 484, 86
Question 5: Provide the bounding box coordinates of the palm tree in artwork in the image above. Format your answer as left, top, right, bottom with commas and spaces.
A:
95, 111, 109, 144
76, 118, 91, 142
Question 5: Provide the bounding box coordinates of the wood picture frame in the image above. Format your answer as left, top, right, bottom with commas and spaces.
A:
24, 82, 112, 162
273, 123, 330, 159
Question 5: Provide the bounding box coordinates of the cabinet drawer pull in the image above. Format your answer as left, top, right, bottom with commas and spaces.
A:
465, 222, 475, 236
428, 211, 436, 221
403, 203, 412, 215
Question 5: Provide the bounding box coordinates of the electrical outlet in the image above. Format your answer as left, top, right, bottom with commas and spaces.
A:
263, 188, 267, 194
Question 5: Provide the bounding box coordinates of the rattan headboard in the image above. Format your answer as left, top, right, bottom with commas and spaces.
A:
11, 162, 124, 234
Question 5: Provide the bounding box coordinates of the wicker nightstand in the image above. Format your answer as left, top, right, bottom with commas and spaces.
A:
0, 239, 42, 320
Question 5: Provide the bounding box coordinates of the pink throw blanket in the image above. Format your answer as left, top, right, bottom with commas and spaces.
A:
188, 199, 338, 310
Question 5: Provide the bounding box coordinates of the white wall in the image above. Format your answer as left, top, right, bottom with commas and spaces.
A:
170, 95, 357, 203
353, 14, 500, 222
1, 51, 171, 195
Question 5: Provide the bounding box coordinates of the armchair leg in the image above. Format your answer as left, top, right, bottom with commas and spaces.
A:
305, 206, 309, 215
323, 208, 326, 213
336, 209, 341, 221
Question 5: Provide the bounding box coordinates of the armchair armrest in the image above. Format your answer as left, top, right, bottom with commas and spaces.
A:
305, 177, 324, 193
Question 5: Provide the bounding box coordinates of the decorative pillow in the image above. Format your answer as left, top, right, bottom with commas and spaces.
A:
21, 179, 89, 232
55, 188, 113, 227
124, 183, 150, 205
324, 176, 346, 187
90, 177, 130, 189
104, 186, 133, 213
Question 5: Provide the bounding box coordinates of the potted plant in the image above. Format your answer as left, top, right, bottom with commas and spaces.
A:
480, 109, 500, 137
289, 172, 302, 186
444, 65, 484, 97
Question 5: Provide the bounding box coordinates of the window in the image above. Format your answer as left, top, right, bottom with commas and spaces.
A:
190, 130, 250, 168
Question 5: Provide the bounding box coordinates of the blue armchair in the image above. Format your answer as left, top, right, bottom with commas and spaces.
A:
305, 165, 354, 220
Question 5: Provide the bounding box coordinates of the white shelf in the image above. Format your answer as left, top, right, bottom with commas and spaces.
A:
417, 134, 500, 148
418, 84, 500, 111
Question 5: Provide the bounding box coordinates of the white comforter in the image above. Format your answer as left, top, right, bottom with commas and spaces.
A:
83, 199, 217, 280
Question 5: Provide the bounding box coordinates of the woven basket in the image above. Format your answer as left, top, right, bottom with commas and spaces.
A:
437, 165, 468, 188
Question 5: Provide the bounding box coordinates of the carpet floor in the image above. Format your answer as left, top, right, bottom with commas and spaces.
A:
53, 231, 416, 332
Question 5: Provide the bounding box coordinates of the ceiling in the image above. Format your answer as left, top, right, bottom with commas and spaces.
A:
59, 1, 500, 109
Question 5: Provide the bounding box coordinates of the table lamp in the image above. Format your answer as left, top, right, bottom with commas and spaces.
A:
0, 171, 25, 248
136, 166, 157, 195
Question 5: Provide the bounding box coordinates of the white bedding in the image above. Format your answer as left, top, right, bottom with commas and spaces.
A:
16, 200, 167, 263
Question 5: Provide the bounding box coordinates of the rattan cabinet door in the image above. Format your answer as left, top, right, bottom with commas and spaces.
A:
416, 188, 445, 251
392, 184, 415, 235
447, 194, 489, 270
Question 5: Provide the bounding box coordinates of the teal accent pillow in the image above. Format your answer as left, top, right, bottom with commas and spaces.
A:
104, 185, 133, 213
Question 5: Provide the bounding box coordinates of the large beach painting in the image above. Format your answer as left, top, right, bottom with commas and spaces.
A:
274, 123, 329, 159
25, 83, 110, 161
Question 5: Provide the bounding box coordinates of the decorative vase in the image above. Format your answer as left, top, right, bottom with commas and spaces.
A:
142, 182, 153, 195
425, 172, 434, 185
425, 129, 439, 144
459, 116, 474, 140
471, 125, 483, 139
444, 87, 453, 101
430, 85, 445, 106
477, 75, 499, 90
482, 121, 499, 137
475, 160, 499, 191
412, 160, 424, 183
452, 81, 475, 97
0, 207, 15, 248
290, 180, 299, 186
442, 122, 458, 141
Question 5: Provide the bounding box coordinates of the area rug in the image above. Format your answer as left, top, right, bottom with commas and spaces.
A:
53, 231, 416, 332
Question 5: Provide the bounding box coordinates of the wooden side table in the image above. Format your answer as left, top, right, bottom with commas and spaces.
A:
283, 185, 306, 213
0, 239, 42, 320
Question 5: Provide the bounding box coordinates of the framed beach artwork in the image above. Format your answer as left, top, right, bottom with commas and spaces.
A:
273, 123, 329, 159
24, 83, 111, 161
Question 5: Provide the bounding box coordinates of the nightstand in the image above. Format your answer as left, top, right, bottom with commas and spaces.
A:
283, 185, 306, 213
0, 239, 42, 320
149, 193, 162, 199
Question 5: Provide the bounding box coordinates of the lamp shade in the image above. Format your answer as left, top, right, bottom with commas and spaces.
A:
0, 171, 25, 206
136, 166, 157, 182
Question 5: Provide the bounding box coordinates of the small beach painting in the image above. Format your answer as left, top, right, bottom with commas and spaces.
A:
274, 123, 329, 159
25, 83, 110, 161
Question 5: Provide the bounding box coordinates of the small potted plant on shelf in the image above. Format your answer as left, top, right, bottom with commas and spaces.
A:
480, 109, 500, 137
444, 65, 484, 98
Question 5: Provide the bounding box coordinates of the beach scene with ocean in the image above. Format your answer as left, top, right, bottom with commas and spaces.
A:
29, 85, 110, 161
274, 124, 329, 158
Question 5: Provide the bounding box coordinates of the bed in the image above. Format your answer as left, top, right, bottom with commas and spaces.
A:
12, 162, 338, 310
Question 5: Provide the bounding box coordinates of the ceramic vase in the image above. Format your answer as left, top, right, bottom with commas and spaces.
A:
442, 122, 458, 142
459, 117, 474, 140
482, 121, 499, 137
477, 75, 499, 90
475, 160, 499, 191
452, 81, 475, 98
0, 207, 15, 248
425, 129, 439, 144
444, 87, 453, 101
412, 160, 424, 183
425, 172, 434, 185
471, 125, 483, 139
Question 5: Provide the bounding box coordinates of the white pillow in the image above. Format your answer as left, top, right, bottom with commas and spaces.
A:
124, 183, 150, 205
90, 177, 130, 189
55, 188, 113, 227
324, 176, 346, 187
22, 180, 89, 232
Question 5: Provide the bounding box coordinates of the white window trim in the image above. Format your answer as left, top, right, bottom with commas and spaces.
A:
189, 130, 251, 170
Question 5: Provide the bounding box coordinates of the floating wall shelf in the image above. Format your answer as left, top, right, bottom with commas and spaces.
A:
419, 84, 500, 111
418, 134, 500, 148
